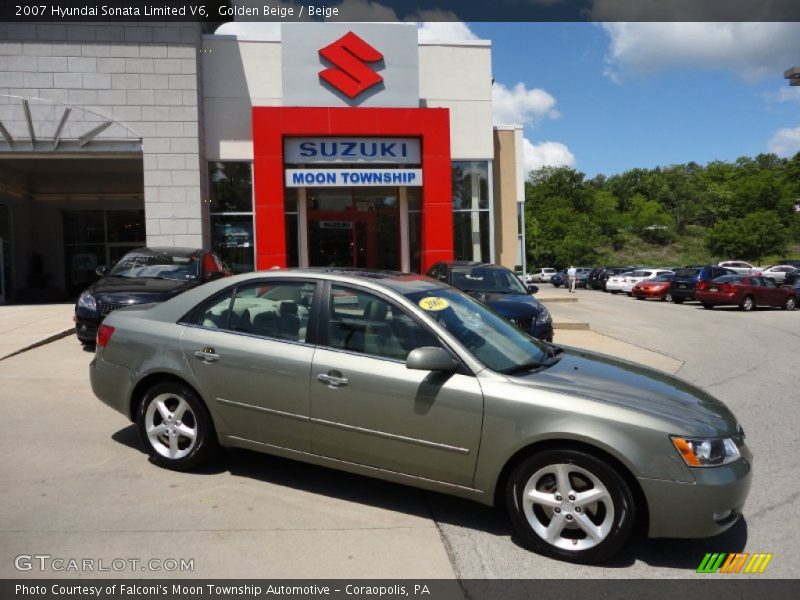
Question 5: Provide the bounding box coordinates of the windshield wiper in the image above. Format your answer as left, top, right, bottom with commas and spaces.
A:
502, 360, 543, 375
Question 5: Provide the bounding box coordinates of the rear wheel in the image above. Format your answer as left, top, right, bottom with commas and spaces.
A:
740, 295, 755, 312
672, 297, 684, 304
506, 449, 636, 564
663, 291, 673, 303
784, 296, 797, 311
702, 303, 713, 310
136, 382, 217, 471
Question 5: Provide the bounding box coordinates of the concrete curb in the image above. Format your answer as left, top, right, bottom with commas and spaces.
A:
0, 328, 74, 361
553, 320, 591, 331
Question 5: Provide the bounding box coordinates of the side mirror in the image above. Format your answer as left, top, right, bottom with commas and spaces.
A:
527, 284, 539, 294
95, 265, 107, 277
205, 270, 225, 282
406, 347, 458, 372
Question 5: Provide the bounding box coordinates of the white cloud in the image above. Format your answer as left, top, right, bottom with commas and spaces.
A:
492, 82, 560, 127
768, 126, 800, 157
416, 18, 478, 43
523, 138, 576, 171
601, 22, 800, 83
766, 86, 800, 105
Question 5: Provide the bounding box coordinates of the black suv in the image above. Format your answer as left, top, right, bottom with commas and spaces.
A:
588, 267, 628, 291
427, 261, 554, 342
670, 265, 734, 303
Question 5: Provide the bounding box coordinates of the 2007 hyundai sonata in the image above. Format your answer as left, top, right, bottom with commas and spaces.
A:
90, 269, 751, 563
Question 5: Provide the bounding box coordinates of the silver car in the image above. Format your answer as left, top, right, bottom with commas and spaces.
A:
90, 269, 752, 563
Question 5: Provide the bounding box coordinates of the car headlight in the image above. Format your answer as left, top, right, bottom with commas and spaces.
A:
77, 292, 97, 312
671, 435, 741, 467
538, 306, 552, 325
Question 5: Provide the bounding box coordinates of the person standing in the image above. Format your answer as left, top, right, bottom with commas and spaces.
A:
567, 265, 577, 293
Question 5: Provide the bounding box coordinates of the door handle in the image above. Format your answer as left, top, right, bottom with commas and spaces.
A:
193, 348, 220, 363
317, 372, 349, 388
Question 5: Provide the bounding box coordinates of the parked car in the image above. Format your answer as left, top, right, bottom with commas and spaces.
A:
670, 265, 733, 304
530, 268, 558, 283
717, 261, 758, 275
758, 265, 796, 284
695, 275, 797, 311
90, 268, 752, 564
632, 273, 675, 301
74, 247, 228, 345
784, 268, 800, 288
776, 259, 800, 269
550, 271, 567, 288
605, 271, 634, 294
575, 267, 592, 289
608, 269, 674, 296
590, 267, 628, 291
427, 261, 553, 342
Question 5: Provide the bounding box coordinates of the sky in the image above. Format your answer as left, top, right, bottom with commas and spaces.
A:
219, 19, 800, 178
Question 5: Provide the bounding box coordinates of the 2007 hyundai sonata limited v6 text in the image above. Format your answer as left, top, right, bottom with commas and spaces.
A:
90, 269, 752, 563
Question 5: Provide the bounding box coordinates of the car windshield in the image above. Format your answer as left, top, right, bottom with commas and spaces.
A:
450, 266, 529, 295
673, 268, 701, 279
109, 251, 199, 281
653, 274, 673, 282
403, 287, 552, 374
629, 270, 650, 278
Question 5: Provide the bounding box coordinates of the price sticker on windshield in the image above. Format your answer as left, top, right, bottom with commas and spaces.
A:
418, 297, 450, 311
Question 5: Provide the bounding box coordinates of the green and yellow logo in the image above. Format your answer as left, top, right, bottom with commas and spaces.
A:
697, 552, 773, 574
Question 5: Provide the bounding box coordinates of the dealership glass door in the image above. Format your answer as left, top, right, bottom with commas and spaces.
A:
306, 187, 400, 270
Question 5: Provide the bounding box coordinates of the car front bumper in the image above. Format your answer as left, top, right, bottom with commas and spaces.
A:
640, 451, 752, 539
75, 315, 101, 343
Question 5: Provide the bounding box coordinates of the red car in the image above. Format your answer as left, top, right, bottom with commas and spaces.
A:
695, 275, 797, 311
631, 273, 674, 301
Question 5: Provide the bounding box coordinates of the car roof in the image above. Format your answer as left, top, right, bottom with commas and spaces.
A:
129, 246, 204, 257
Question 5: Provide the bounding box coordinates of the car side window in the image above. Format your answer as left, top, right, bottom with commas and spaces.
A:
193, 290, 234, 329
327, 285, 440, 361
762, 277, 776, 288
224, 281, 316, 343
748, 277, 762, 287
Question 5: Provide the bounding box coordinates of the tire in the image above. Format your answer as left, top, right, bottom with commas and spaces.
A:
136, 381, 217, 471
635, 296, 644, 300
663, 292, 673, 303
702, 303, 713, 310
506, 448, 636, 564
740, 295, 754, 312
672, 297, 684, 304
784, 296, 797, 311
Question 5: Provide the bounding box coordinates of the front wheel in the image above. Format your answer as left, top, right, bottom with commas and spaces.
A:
784, 296, 797, 311
506, 449, 636, 564
136, 382, 217, 471
740, 295, 754, 312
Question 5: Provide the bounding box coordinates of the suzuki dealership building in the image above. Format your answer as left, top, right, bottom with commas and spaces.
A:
0, 21, 526, 303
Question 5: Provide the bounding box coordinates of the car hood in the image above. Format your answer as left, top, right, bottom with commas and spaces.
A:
508, 348, 739, 437
86, 276, 196, 303
467, 292, 542, 318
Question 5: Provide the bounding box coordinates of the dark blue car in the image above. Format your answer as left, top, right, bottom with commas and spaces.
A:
426, 261, 554, 342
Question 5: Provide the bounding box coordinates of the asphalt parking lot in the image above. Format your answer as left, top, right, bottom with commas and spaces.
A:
1, 290, 798, 579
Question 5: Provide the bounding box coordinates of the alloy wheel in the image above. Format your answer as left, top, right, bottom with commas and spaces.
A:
144, 393, 198, 459
521, 463, 614, 552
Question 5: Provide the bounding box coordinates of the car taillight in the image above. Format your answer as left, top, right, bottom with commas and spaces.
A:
696, 281, 708, 291
97, 324, 115, 348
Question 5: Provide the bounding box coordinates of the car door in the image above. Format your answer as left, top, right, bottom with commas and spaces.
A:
309, 283, 484, 487
179, 279, 320, 451
760, 276, 783, 306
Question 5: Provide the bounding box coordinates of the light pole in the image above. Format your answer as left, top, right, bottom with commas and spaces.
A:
785, 66, 800, 86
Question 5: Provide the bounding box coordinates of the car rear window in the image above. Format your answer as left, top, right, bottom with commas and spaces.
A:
713, 275, 743, 283
673, 268, 700, 279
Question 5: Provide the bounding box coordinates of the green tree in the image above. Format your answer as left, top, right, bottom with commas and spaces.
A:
705, 211, 789, 263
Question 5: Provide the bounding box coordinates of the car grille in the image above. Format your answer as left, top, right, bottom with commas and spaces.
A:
99, 301, 126, 316
514, 317, 534, 331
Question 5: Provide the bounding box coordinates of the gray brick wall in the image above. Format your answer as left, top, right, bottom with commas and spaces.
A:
0, 22, 207, 248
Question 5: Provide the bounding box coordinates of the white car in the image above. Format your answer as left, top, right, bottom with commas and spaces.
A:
607, 269, 674, 295
530, 268, 557, 283
758, 265, 795, 284
718, 261, 758, 275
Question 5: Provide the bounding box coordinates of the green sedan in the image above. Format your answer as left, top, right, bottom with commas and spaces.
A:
90, 269, 751, 563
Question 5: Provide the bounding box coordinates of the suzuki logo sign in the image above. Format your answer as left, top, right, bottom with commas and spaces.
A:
318, 32, 384, 100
